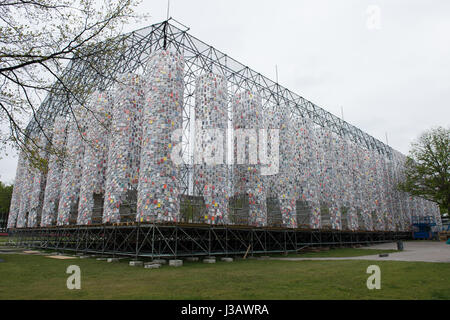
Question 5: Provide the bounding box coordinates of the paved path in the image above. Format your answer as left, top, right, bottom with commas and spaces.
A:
269, 241, 450, 263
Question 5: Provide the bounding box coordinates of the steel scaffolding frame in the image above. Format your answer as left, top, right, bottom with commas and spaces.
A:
10, 19, 416, 252
25, 19, 394, 197
9, 223, 411, 258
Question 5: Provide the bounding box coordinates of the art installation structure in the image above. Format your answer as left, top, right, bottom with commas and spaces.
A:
193, 73, 229, 225
77, 92, 111, 225
57, 117, 86, 225
27, 133, 48, 228
334, 137, 349, 230
346, 140, 362, 231
103, 74, 143, 223
15, 133, 42, 228
233, 91, 268, 227
40, 116, 67, 226
7, 20, 442, 240
316, 128, 339, 229
274, 110, 298, 228
136, 50, 184, 223
7, 151, 26, 229
296, 117, 321, 229
261, 107, 281, 226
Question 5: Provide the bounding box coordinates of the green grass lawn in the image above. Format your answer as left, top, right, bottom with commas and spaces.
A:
270, 248, 398, 258
1, 252, 449, 300
0, 236, 9, 243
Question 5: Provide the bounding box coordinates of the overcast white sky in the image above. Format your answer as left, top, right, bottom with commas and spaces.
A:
1, 0, 449, 183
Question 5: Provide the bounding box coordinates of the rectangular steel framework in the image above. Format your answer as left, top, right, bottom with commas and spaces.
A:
9, 223, 411, 258
7, 19, 427, 249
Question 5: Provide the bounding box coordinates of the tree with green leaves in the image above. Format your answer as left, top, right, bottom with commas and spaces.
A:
0, 181, 13, 215
398, 127, 450, 216
0, 0, 143, 164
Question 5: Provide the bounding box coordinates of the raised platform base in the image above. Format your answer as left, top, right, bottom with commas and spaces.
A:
7, 223, 411, 259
